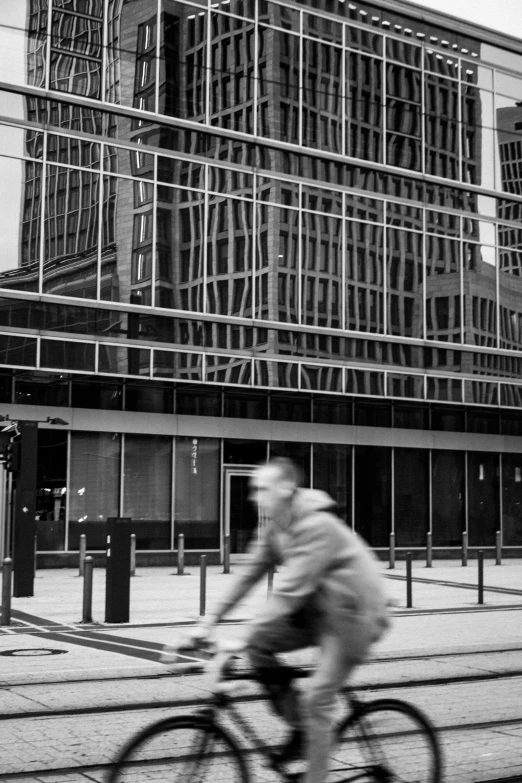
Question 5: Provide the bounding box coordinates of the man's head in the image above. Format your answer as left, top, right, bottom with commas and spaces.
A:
249, 457, 302, 520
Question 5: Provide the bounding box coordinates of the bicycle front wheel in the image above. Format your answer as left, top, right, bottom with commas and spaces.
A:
332, 698, 442, 783
107, 715, 251, 783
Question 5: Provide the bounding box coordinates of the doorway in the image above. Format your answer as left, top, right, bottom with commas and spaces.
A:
224, 467, 259, 559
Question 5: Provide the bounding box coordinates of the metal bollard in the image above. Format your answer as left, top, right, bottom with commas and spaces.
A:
199, 555, 207, 617
478, 550, 484, 605
406, 552, 413, 608
79, 533, 87, 577
223, 534, 230, 575
426, 531, 432, 568
1, 558, 13, 626
267, 565, 274, 596
388, 532, 395, 570
82, 556, 93, 623
177, 534, 185, 576
495, 530, 501, 566
461, 531, 468, 567
130, 533, 136, 576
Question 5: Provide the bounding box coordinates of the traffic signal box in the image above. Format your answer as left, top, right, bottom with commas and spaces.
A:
5, 441, 21, 473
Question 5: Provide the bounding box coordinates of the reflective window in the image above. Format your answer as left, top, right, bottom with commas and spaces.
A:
346, 52, 382, 163
502, 453, 522, 545
494, 72, 522, 195
0, 154, 41, 294
387, 228, 423, 338
256, 204, 298, 323
174, 436, 220, 548
0, 1, 47, 89
209, 13, 254, 134
386, 63, 421, 172
302, 212, 341, 328
44, 166, 100, 300
345, 220, 384, 333
425, 73, 459, 180
425, 235, 461, 343
258, 27, 299, 144
302, 39, 342, 154
123, 434, 172, 549
41, 338, 95, 372
313, 443, 352, 525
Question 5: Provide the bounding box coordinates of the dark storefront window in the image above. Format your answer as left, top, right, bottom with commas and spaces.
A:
223, 390, 267, 419
174, 437, 220, 548
177, 387, 222, 416
36, 430, 67, 551
354, 400, 391, 427
431, 406, 465, 432
354, 445, 391, 547
313, 395, 352, 425
432, 450, 465, 546
123, 435, 172, 549
223, 439, 267, 465
125, 381, 173, 413
270, 392, 311, 422
393, 403, 429, 429
467, 452, 499, 547
69, 432, 120, 549
394, 448, 429, 547
502, 454, 522, 546
15, 371, 69, 407
313, 443, 352, 525
71, 377, 123, 409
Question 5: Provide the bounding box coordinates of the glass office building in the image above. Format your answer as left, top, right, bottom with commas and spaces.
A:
1, 0, 522, 563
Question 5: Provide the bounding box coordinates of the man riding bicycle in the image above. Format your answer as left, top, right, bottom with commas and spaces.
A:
188, 457, 390, 783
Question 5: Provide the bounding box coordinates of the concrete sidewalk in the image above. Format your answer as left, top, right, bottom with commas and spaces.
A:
7, 556, 522, 627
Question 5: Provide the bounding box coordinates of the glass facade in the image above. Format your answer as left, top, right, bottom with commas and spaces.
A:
1, 0, 522, 557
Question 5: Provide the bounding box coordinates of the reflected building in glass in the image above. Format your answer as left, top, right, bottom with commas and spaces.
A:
1, 0, 522, 562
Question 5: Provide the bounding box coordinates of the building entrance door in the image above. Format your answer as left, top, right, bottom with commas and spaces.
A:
224, 468, 262, 559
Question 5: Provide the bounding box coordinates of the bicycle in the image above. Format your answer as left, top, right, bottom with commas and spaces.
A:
108, 640, 442, 783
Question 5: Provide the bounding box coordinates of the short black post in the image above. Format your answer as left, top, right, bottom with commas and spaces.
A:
478, 550, 484, 605
130, 533, 136, 576
495, 530, 501, 566
105, 517, 131, 624
82, 556, 93, 623
223, 534, 230, 574
1, 557, 12, 626
406, 552, 413, 608
388, 532, 395, 570
426, 531, 432, 568
79, 533, 87, 576
199, 555, 207, 617
461, 531, 468, 567
177, 534, 185, 576
267, 565, 274, 596
34, 534, 38, 578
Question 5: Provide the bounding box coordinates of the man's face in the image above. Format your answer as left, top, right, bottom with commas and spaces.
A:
249, 464, 294, 519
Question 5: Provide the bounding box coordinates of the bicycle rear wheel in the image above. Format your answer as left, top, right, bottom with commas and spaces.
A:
107, 715, 250, 783
331, 698, 442, 783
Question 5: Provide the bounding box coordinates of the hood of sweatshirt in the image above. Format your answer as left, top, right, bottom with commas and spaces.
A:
290, 488, 337, 518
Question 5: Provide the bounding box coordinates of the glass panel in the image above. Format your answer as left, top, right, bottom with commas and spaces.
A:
259, 1, 300, 30
153, 349, 203, 381
0, 1, 47, 89
345, 220, 384, 333
223, 389, 267, 419
0, 335, 37, 367
502, 454, 522, 545
353, 399, 390, 426
303, 12, 343, 45
205, 354, 252, 385
256, 204, 298, 323
43, 166, 99, 299
387, 229, 423, 338
69, 432, 120, 549
0, 156, 41, 293
40, 339, 95, 372
394, 448, 429, 547
467, 452, 499, 547
14, 370, 69, 407
426, 376, 463, 403
301, 364, 343, 393
386, 64, 421, 172
270, 392, 310, 422
387, 373, 424, 399
432, 450, 465, 546
302, 212, 341, 328
47, 133, 100, 169
209, 13, 254, 134
393, 403, 428, 429
125, 381, 173, 413
467, 409, 499, 434
431, 405, 465, 431
347, 368, 384, 396
354, 445, 390, 547
177, 386, 221, 415
501, 384, 522, 409
71, 377, 123, 409
123, 435, 171, 549
206, 196, 253, 317
313, 443, 352, 525
464, 380, 499, 406
499, 246, 522, 351
425, 74, 459, 180
346, 52, 382, 163
258, 27, 299, 144
36, 430, 67, 552
174, 436, 220, 548
302, 39, 342, 154
50, 8, 102, 99
425, 235, 460, 342
313, 395, 352, 425
99, 345, 150, 377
